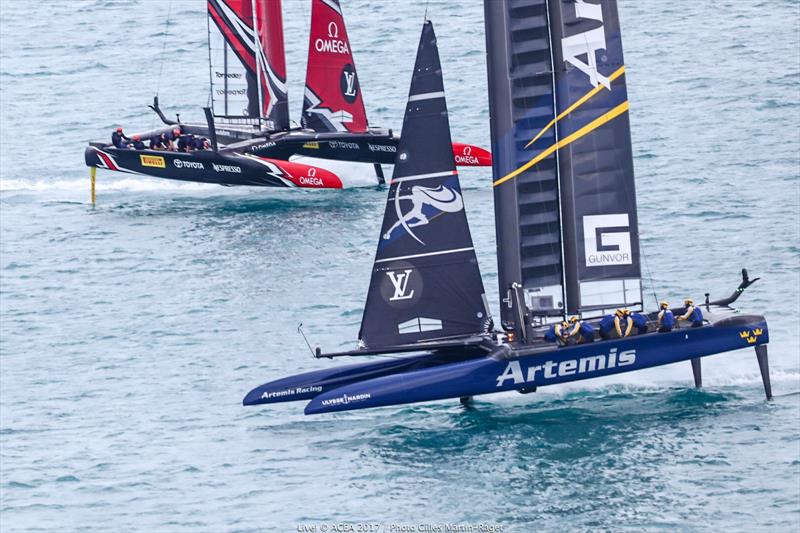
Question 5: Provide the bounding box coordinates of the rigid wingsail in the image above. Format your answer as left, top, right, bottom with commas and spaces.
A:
244, 6, 772, 415
84, 0, 491, 191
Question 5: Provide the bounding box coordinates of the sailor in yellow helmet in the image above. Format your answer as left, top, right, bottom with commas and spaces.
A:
677, 297, 704, 327
565, 315, 595, 343
657, 301, 675, 332
614, 308, 634, 338
544, 320, 571, 346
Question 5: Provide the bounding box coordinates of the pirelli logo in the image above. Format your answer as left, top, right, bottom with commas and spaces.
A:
140, 155, 165, 168
302, 142, 320, 149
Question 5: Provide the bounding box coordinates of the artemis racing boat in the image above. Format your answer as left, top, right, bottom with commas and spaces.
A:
84, 0, 491, 190
243, 4, 772, 415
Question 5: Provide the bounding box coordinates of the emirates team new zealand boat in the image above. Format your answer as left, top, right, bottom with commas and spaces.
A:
244, 3, 772, 414
84, 0, 491, 189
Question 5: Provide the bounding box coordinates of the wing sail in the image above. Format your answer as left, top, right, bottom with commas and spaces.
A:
301, 0, 368, 133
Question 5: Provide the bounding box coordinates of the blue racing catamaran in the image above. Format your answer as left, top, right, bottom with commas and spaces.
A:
244, 1, 771, 415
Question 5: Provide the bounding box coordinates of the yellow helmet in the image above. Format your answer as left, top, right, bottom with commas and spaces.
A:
560, 321, 569, 329
569, 316, 579, 323
615, 308, 625, 317
623, 308, 631, 316
659, 301, 669, 309
684, 298, 694, 306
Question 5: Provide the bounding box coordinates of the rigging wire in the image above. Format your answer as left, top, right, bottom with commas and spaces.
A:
151, 0, 173, 130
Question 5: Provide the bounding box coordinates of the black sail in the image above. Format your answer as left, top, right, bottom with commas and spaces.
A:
485, 0, 641, 336
358, 21, 489, 349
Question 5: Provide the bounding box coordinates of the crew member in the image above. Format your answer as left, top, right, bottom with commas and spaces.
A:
566, 316, 594, 344
149, 133, 165, 150
177, 133, 195, 153
630, 311, 649, 335
657, 301, 675, 332
677, 298, 704, 327
614, 309, 634, 338
544, 321, 570, 346
598, 311, 618, 340
111, 127, 129, 149
192, 136, 210, 151
131, 134, 146, 150
163, 127, 181, 151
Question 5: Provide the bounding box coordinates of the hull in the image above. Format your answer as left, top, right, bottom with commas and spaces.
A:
244, 313, 769, 415
84, 145, 344, 188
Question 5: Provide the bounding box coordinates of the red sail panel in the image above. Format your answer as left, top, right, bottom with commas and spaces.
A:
255, 0, 289, 131
301, 0, 368, 133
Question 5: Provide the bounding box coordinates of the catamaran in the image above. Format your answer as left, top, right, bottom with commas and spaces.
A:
84, 0, 491, 190
243, 2, 772, 415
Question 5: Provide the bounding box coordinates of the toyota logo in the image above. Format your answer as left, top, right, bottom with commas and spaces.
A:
173, 159, 183, 168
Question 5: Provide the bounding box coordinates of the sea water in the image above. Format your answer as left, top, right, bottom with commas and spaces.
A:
1, 1, 798, 531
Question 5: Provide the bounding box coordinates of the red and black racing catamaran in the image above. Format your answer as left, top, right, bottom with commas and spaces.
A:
84, 0, 491, 190
243, 3, 772, 415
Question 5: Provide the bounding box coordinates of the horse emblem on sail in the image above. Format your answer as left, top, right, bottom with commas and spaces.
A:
384, 184, 464, 244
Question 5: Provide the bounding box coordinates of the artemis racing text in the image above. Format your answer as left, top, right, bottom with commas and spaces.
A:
496, 348, 636, 387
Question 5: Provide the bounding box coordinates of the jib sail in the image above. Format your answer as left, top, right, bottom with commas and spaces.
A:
485, 0, 641, 336
301, 0, 368, 133
207, 0, 289, 131
358, 21, 489, 349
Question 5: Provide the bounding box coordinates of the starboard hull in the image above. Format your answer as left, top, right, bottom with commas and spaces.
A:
244, 314, 769, 415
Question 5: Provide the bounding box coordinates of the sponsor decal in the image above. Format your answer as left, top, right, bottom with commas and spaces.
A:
328, 140, 359, 150
340, 63, 358, 103
739, 328, 764, 344
497, 348, 637, 387
315, 21, 350, 54
250, 142, 277, 152
173, 159, 205, 170
320, 392, 371, 407
215, 88, 247, 96
303, 141, 320, 149
386, 270, 415, 301
454, 145, 480, 165
583, 214, 632, 266
140, 155, 165, 168
212, 163, 242, 173
215, 71, 242, 79
562, 0, 610, 89
298, 167, 323, 186
384, 184, 464, 244
261, 385, 322, 400
368, 143, 396, 153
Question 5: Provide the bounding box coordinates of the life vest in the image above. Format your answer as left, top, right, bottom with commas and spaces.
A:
688, 306, 703, 325
599, 314, 615, 332
660, 309, 675, 329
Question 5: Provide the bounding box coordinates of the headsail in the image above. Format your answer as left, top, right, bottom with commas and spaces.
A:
207, 0, 289, 131
301, 0, 368, 133
358, 21, 489, 349
485, 0, 641, 336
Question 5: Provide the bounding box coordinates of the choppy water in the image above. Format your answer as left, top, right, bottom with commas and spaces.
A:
1, 1, 799, 531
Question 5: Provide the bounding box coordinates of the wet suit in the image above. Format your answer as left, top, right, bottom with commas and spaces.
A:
598, 314, 616, 340
657, 309, 675, 332
191, 137, 208, 151
631, 312, 648, 335
132, 139, 146, 150
163, 130, 179, 150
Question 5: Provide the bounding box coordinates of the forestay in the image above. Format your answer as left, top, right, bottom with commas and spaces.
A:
358, 21, 489, 349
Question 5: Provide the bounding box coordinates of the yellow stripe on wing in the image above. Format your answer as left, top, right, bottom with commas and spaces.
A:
524, 66, 626, 149
493, 100, 630, 188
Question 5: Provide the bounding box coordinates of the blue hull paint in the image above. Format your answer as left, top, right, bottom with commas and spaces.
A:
304, 318, 768, 414
242, 352, 474, 406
